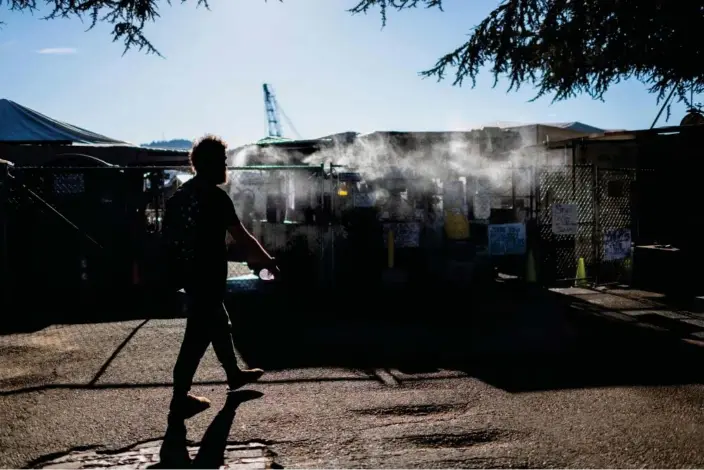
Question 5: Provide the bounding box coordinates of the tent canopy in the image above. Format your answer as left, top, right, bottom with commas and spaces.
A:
0, 98, 126, 145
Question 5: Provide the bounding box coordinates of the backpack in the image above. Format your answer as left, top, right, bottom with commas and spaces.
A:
159, 189, 195, 291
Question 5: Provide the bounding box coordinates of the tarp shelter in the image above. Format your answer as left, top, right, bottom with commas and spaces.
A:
0, 98, 126, 144
0, 100, 190, 308
0, 99, 188, 166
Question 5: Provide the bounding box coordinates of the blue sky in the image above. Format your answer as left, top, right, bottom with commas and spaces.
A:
0, 0, 693, 146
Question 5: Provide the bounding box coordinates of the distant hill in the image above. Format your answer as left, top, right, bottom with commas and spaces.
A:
141, 139, 193, 150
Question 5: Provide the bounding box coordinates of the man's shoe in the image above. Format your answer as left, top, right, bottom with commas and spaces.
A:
227, 368, 265, 392
169, 393, 211, 419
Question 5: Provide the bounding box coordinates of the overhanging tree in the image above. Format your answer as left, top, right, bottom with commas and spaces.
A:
350, 0, 704, 113
3, 0, 703, 112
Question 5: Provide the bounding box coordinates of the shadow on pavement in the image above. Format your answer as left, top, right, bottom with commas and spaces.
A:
150, 390, 264, 469
230, 285, 704, 393
0, 292, 185, 335
4, 280, 704, 394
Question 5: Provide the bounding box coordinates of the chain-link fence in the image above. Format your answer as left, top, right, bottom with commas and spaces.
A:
536, 165, 596, 284
433, 162, 638, 287
0, 158, 644, 319
0, 163, 334, 315
596, 168, 636, 285
534, 165, 637, 286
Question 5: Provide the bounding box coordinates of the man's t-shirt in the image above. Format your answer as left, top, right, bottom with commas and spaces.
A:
162, 177, 240, 286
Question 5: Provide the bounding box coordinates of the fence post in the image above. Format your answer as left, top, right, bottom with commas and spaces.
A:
529, 164, 535, 220
0, 160, 10, 311
511, 161, 517, 209
530, 164, 540, 283
592, 164, 601, 286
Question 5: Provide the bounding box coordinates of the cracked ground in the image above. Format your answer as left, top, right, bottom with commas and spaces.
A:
1, 285, 704, 468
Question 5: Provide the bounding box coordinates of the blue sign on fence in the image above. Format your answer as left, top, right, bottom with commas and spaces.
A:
488, 223, 527, 256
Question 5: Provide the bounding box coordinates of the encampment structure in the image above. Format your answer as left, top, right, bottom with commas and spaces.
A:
0, 99, 188, 167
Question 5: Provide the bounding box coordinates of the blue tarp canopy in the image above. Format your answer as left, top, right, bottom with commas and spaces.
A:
0, 98, 126, 144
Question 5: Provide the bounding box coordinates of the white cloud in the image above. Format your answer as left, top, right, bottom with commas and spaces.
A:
36, 47, 77, 55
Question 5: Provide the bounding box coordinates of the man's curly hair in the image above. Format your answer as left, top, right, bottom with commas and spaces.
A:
189, 134, 228, 174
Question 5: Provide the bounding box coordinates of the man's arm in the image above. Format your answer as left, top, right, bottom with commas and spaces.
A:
227, 221, 274, 266
220, 189, 275, 266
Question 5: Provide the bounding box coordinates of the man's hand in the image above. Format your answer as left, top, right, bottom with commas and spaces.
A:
227, 221, 280, 278
249, 258, 280, 280
265, 260, 281, 279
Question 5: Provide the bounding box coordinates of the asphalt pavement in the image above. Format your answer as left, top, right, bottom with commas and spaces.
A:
1, 283, 703, 468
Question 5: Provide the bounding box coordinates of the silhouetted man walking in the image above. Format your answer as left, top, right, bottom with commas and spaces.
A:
162, 135, 278, 419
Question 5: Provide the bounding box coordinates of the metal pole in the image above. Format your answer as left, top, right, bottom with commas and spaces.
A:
0, 160, 10, 310
511, 160, 516, 210
12, 164, 323, 172
329, 162, 335, 289
529, 164, 535, 220
592, 162, 601, 286
533, 162, 541, 283
650, 84, 679, 129
319, 164, 326, 288
571, 146, 577, 201
571, 146, 578, 285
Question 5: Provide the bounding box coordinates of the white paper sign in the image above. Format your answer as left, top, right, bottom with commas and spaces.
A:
444, 180, 465, 209
488, 223, 527, 256
604, 228, 632, 261
473, 192, 492, 219
552, 203, 578, 235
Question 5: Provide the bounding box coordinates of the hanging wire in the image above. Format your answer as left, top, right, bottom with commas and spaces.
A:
650, 82, 680, 129
278, 104, 303, 140
7, 174, 103, 249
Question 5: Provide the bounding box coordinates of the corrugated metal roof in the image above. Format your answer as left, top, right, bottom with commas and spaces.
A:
545, 123, 704, 149
489, 121, 606, 134
544, 122, 605, 134
256, 136, 293, 145
0, 98, 126, 144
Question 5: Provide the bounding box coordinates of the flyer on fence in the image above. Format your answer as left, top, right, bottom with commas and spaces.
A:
488, 223, 527, 256
603, 228, 632, 261
552, 203, 578, 235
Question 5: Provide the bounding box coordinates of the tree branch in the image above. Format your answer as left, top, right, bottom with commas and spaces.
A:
347, 0, 443, 28
2, 0, 702, 108
417, 0, 704, 106
0, 0, 212, 56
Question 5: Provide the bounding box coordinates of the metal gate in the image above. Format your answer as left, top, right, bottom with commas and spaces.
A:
535, 164, 636, 286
